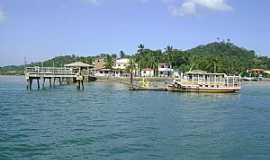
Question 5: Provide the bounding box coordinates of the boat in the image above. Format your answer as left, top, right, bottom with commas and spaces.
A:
167, 71, 241, 93
241, 77, 262, 81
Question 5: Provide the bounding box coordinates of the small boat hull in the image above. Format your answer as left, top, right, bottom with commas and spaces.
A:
129, 87, 167, 91
167, 85, 240, 93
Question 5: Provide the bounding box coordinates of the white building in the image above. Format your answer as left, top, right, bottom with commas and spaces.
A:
95, 69, 112, 77
113, 58, 129, 70
141, 68, 154, 77
158, 63, 173, 77
112, 58, 130, 77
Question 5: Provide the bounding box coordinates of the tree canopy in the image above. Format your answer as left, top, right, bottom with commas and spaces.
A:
1, 42, 270, 75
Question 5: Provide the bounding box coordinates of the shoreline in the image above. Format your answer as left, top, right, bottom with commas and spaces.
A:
1, 75, 270, 82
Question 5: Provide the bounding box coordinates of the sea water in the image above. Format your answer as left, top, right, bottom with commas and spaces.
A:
1, 76, 270, 160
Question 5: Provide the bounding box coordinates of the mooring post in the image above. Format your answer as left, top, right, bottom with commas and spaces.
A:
130, 71, 134, 89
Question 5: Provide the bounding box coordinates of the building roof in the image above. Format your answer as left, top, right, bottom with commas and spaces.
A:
116, 58, 129, 64
186, 70, 226, 76
187, 70, 208, 74
248, 68, 265, 72
142, 68, 154, 71
64, 62, 93, 67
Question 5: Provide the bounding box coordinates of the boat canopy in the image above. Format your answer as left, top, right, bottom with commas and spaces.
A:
177, 71, 240, 87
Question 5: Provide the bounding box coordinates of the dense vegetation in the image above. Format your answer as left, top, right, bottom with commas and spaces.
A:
134, 42, 270, 76
1, 41, 270, 76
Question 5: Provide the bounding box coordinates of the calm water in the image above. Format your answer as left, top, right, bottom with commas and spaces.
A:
1, 76, 270, 160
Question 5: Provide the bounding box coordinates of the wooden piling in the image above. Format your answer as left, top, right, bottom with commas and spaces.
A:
37, 78, 40, 89
81, 80, 84, 90
29, 78, 32, 90
42, 78, 45, 88
77, 80, 81, 89
59, 78, 62, 85
53, 78, 56, 87
26, 79, 29, 90
49, 78, 52, 88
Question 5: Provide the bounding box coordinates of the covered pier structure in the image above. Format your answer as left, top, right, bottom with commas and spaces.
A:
24, 62, 96, 90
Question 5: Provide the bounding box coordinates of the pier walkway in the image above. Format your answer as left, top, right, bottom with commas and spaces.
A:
24, 67, 95, 90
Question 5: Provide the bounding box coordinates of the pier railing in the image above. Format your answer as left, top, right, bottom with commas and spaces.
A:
25, 67, 74, 75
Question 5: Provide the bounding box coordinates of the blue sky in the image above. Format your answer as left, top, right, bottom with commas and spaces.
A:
0, 0, 270, 66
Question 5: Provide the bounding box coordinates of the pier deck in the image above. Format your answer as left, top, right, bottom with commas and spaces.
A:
24, 67, 95, 90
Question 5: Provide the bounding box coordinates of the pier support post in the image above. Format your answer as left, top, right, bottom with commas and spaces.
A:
76, 74, 84, 90
59, 78, 62, 85
77, 80, 81, 90
77, 80, 84, 90
37, 78, 40, 90
53, 78, 56, 88
29, 78, 32, 91
42, 78, 46, 89
26, 79, 30, 90
49, 78, 52, 88
67, 78, 71, 85
81, 80, 84, 90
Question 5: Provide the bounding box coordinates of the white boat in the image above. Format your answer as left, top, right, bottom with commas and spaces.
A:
168, 71, 241, 93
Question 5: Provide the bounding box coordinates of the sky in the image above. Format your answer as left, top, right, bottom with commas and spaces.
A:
0, 0, 270, 66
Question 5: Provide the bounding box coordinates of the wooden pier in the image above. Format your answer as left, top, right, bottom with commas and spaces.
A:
24, 66, 95, 90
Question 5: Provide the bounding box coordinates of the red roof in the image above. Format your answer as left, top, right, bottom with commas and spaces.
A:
249, 69, 265, 72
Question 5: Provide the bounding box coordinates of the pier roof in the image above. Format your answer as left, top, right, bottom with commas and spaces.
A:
64, 62, 93, 68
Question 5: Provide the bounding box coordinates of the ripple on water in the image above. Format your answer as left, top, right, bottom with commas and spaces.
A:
1, 77, 270, 159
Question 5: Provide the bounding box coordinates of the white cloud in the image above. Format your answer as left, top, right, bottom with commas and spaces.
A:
191, 0, 232, 11
170, 1, 196, 16
0, 8, 6, 23
83, 0, 100, 5
80, 0, 232, 16
167, 0, 232, 16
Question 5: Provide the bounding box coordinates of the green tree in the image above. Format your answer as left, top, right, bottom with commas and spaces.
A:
105, 55, 113, 69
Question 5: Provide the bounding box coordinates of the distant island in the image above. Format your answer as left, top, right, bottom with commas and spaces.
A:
1, 41, 270, 77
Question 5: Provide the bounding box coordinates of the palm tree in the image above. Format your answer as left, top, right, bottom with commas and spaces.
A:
105, 55, 113, 69
126, 57, 136, 87
119, 50, 125, 58
138, 44, 144, 53
165, 45, 174, 68
136, 44, 145, 76
206, 57, 218, 73
165, 45, 173, 52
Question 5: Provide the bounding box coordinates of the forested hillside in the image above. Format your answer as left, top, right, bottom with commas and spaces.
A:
1, 42, 270, 75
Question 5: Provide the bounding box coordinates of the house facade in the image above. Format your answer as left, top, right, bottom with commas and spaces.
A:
158, 63, 173, 77
141, 68, 154, 77
93, 58, 106, 70
113, 58, 129, 70
112, 58, 130, 77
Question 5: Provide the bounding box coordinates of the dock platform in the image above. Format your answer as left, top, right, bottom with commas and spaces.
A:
24, 67, 95, 90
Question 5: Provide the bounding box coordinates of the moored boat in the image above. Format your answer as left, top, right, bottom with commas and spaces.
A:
168, 71, 241, 93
